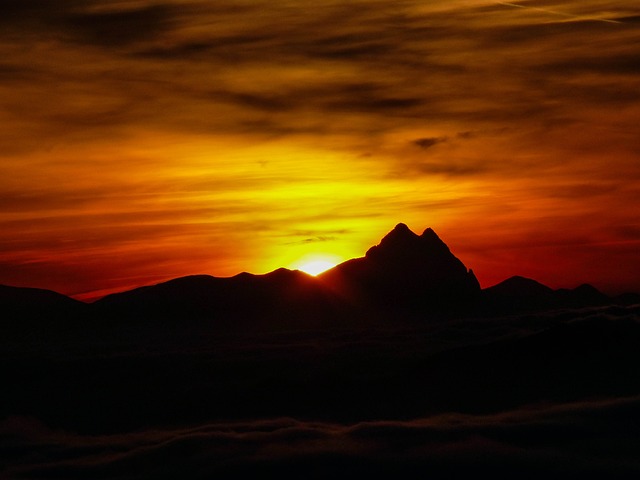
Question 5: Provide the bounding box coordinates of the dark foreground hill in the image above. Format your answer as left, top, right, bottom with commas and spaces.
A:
0, 284, 85, 320
482, 275, 618, 313
93, 268, 344, 332
2, 224, 640, 478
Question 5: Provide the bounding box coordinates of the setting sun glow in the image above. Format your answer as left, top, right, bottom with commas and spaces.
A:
292, 255, 342, 276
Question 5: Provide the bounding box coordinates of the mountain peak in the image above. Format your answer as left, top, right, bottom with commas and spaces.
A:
486, 276, 555, 297
394, 222, 411, 232
388, 223, 419, 240
380, 223, 418, 242
421, 227, 450, 251
366, 224, 420, 260
366, 224, 453, 262
323, 223, 481, 310
421, 227, 439, 240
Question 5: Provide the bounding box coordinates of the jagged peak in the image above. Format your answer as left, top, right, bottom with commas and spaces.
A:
420, 227, 450, 250
421, 227, 442, 241
385, 223, 419, 240
366, 223, 420, 258
364, 223, 465, 271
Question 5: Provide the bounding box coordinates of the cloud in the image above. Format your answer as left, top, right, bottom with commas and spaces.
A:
0, 1, 176, 41
413, 137, 448, 149
63, 3, 177, 47
2, 304, 640, 476
0, 0, 73, 26
415, 159, 489, 176
3, 0, 638, 146
3, 395, 640, 478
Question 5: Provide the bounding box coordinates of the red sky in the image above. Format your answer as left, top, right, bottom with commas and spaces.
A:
1, 0, 639, 299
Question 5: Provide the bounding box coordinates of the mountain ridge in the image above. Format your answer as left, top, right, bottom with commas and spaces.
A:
2, 225, 638, 330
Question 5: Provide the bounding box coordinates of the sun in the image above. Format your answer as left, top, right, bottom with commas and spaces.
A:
298, 259, 336, 276
292, 254, 342, 276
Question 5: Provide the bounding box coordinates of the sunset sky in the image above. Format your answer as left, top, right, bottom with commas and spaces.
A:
1, 0, 639, 300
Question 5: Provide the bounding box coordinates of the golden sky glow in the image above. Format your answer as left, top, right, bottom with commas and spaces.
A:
1, 0, 640, 299
291, 253, 344, 276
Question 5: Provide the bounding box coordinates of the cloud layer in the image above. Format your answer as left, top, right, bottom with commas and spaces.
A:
2, 303, 639, 478
4, 395, 640, 478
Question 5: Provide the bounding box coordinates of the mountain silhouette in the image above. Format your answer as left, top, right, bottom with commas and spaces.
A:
319, 223, 481, 312
94, 268, 342, 331
1, 224, 635, 333
0, 284, 86, 340
92, 223, 483, 327
0, 284, 84, 314
484, 275, 612, 313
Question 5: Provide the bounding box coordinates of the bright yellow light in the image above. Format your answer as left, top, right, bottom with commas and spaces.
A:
291, 254, 342, 276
